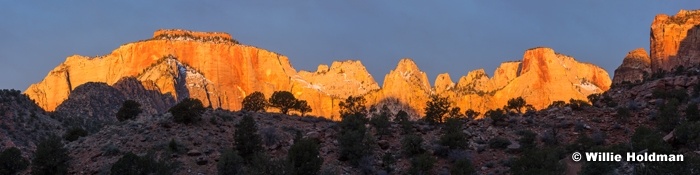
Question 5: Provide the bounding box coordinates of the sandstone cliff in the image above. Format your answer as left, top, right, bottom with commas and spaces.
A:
612, 48, 651, 85
650, 9, 700, 72
26, 29, 611, 120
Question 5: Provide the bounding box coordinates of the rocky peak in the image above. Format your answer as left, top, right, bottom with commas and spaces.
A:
383, 58, 430, 92
152, 29, 238, 44
434, 73, 454, 94
613, 48, 651, 85
296, 60, 379, 98
650, 9, 700, 72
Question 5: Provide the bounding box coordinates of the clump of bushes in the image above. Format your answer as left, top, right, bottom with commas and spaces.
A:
488, 137, 511, 149
110, 152, 174, 175
169, 98, 205, 124
63, 127, 88, 142
0, 147, 29, 175
116, 100, 142, 122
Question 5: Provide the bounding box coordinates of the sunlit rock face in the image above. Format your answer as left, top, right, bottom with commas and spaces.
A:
650, 9, 700, 72
26, 30, 611, 120
613, 48, 652, 85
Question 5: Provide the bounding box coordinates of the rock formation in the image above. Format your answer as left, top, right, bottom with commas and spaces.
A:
26, 29, 611, 120
650, 9, 700, 72
612, 48, 651, 85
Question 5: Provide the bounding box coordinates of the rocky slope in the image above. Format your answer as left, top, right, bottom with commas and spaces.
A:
26, 29, 610, 120
650, 9, 700, 72
0, 90, 63, 159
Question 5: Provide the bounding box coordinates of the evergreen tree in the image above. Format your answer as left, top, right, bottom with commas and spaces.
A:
287, 138, 322, 175
32, 136, 69, 175
424, 95, 450, 124
234, 114, 262, 163
269, 91, 297, 115
242, 91, 267, 112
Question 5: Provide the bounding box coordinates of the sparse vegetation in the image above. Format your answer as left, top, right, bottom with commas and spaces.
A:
116, 100, 142, 122
401, 134, 425, 156
369, 105, 391, 136
242, 91, 267, 112
657, 98, 681, 132
295, 100, 312, 116
464, 109, 480, 120
408, 152, 436, 175
217, 149, 244, 175
169, 98, 205, 124
339, 96, 367, 117
510, 147, 565, 175
110, 152, 174, 175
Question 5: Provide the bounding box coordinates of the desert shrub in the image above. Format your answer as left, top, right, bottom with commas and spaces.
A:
369, 105, 391, 136
566, 134, 595, 153
110, 152, 174, 175
32, 136, 69, 175
675, 121, 700, 150
580, 146, 620, 175
394, 110, 409, 123
63, 127, 88, 142
269, 91, 297, 115
261, 127, 280, 147
657, 98, 681, 132
401, 134, 425, 156
505, 97, 527, 114
0, 147, 28, 175
541, 127, 560, 146
652, 88, 688, 102
217, 149, 244, 175
408, 153, 436, 175
686, 102, 699, 122
235, 114, 262, 163
116, 100, 142, 122
630, 126, 672, 153
450, 157, 476, 175
517, 130, 537, 150
101, 143, 121, 157
486, 108, 506, 125
424, 95, 451, 124
440, 117, 468, 149
510, 147, 565, 175
615, 107, 631, 122
464, 109, 480, 120
169, 98, 205, 124
287, 138, 322, 175
242, 91, 267, 112
381, 153, 396, 173
568, 99, 590, 110
488, 137, 511, 149
586, 94, 601, 105
245, 153, 290, 175
548, 100, 566, 108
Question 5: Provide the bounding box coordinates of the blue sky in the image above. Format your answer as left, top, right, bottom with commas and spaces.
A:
1, 1, 698, 90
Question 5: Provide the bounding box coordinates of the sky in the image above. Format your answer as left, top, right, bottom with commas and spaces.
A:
1, 1, 698, 90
